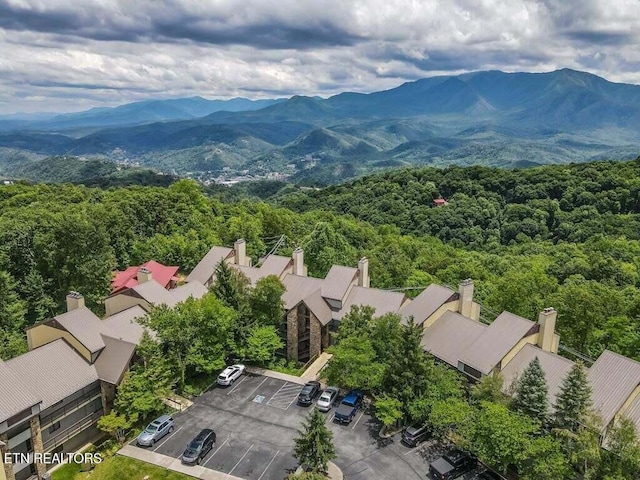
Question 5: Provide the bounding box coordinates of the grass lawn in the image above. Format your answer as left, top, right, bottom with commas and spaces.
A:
52, 455, 193, 480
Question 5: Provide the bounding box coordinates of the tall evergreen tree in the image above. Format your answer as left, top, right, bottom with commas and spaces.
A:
554, 362, 592, 431
293, 408, 337, 474
512, 356, 549, 426
211, 259, 249, 311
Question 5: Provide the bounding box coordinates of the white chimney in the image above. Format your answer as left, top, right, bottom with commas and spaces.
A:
66, 291, 85, 311
292, 247, 306, 276
234, 239, 247, 266
137, 266, 152, 284
358, 257, 370, 288
458, 279, 474, 318
538, 307, 558, 353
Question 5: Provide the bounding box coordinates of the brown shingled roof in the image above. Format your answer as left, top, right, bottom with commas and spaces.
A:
401, 284, 457, 326
421, 310, 487, 367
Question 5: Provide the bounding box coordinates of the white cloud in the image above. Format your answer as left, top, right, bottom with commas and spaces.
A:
0, 0, 638, 113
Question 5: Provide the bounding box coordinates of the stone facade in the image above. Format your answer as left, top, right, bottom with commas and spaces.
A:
1, 432, 14, 480
100, 381, 117, 415
29, 417, 46, 479
309, 312, 322, 361
286, 309, 298, 361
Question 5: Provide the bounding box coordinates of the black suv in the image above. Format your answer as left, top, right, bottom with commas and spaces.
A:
401, 423, 431, 447
298, 381, 321, 406
429, 448, 476, 480
181, 429, 216, 465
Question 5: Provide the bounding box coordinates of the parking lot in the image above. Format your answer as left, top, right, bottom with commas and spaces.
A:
133, 372, 439, 479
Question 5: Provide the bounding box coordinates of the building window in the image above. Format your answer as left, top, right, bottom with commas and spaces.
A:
49, 421, 61, 434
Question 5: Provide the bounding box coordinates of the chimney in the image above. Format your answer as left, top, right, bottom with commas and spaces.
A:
292, 247, 306, 276
358, 257, 370, 288
137, 266, 152, 284
234, 239, 247, 266
458, 279, 474, 318
66, 291, 85, 311
537, 307, 558, 353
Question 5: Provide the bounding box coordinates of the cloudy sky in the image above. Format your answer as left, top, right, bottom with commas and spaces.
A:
0, 0, 639, 114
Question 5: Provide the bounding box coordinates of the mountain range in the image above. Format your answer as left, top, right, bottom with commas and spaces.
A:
0, 69, 639, 184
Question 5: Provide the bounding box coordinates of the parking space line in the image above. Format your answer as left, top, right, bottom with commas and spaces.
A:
257, 450, 280, 480
328, 413, 335, 422
245, 377, 268, 400
226, 376, 248, 395
152, 426, 183, 452
403, 444, 427, 456
228, 443, 254, 476
351, 411, 365, 430
203, 437, 229, 467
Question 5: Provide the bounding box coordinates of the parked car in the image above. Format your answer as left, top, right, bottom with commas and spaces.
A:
298, 381, 321, 406
136, 415, 175, 447
217, 364, 245, 386
429, 448, 476, 480
181, 429, 216, 465
475, 468, 505, 480
334, 390, 364, 424
316, 386, 340, 412
401, 423, 431, 447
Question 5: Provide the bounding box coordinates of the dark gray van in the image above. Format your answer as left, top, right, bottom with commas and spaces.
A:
401, 424, 431, 447
181, 429, 216, 465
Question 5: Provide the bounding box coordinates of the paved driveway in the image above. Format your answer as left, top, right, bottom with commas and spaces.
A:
133, 372, 434, 480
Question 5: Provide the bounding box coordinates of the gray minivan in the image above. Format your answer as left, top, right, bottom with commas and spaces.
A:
401, 424, 431, 447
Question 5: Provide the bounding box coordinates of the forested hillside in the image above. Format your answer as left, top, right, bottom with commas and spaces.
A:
1, 162, 640, 364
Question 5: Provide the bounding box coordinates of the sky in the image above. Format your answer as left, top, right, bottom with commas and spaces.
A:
0, 0, 639, 114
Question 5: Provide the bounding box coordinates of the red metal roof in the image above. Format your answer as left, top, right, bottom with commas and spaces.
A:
111, 260, 179, 293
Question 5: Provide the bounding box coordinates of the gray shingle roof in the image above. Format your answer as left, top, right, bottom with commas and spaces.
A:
301, 290, 333, 326
132, 279, 173, 305
337, 286, 407, 320
282, 274, 326, 310
53, 307, 106, 354
169, 281, 208, 306
322, 266, 358, 302
501, 343, 575, 407
459, 311, 536, 375
236, 265, 264, 285
0, 361, 41, 423
186, 246, 233, 284
258, 255, 292, 278
421, 310, 487, 367
5, 339, 99, 411
588, 350, 640, 428
101, 305, 148, 344
94, 335, 137, 385
401, 284, 457, 326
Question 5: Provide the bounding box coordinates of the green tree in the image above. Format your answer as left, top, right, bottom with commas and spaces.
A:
466, 401, 537, 475
211, 260, 249, 311
374, 395, 403, 432
512, 357, 549, 426
113, 369, 169, 422
293, 408, 337, 474
242, 325, 284, 365
427, 398, 474, 441
520, 436, 572, 480
98, 411, 133, 444
471, 372, 507, 404
142, 293, 235, 390
249, 275, 285, 328
598, 417, 640, 479
554, 362, 592, 431
0, 270, 28, 359
324, 336, 384, 391
337, 305, 375, 340
554, 411, 602, 477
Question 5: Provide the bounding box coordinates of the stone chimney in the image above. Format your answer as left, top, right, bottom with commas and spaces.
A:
234, 238, 247, 266
66, 291, 85, 311
537, 307, 558, 353
292, 247, 306, 276
358, 257, 370, 288
458, 279, 474, 318
137, 266, 152, 284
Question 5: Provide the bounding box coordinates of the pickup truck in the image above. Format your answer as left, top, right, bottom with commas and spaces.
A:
428, 448, 476, 480
334, 391, 363, 424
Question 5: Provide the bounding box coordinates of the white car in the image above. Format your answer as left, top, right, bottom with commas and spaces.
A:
217, 364, 245, 386
316, 386, 339, 412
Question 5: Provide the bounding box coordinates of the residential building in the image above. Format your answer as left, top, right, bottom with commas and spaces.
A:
111, 260, 179, 294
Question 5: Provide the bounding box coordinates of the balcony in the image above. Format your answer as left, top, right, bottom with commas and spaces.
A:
40, 388, 101, 428
43, 410, 103, 451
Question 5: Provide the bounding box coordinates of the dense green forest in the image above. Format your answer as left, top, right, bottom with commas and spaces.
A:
2, 160, 640, 364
